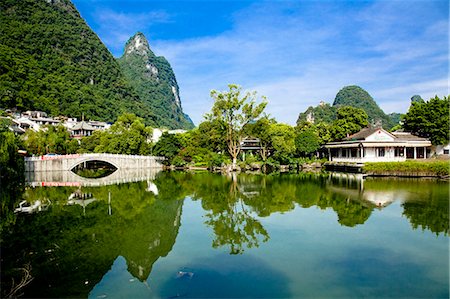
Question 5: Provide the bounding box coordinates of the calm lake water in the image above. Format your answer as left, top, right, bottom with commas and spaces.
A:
1, 171, 449, 298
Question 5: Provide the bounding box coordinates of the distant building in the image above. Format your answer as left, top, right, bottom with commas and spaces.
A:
70, 121, 95, 139
240, 137, 262, 151
324, 127, 432, 163
433, 144, 450, 156
151, 128, 187, 143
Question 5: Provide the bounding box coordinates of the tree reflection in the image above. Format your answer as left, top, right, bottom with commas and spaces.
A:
1, 180, 183, 298
188, 173, 269, 254
401, 185, 449, 236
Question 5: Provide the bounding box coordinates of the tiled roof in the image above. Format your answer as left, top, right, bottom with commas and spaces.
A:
391, 131, 429, 141
344, 127, 380, 140
71, 121, 95, 131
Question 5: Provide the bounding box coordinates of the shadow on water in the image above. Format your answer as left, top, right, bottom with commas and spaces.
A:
158, 253, 291, 298
322, 246, 449, 298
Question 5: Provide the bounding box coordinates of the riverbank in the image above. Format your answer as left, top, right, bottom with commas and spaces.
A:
362, 160, 449, 178
166, 159, 450, 179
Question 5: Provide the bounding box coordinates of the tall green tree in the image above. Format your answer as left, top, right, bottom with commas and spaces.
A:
208, 84, 267, 168
295, 125, 320, 157
95, 113, 152, 155
153, 132, 185, 165
245, 116, 276, 161
23, 125, 79, 155
268, 123, 296, 164
330, 106, 368, 141
403, 95, 450, 145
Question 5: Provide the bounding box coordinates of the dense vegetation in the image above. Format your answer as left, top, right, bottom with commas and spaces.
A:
0, 0, 192, 128
118, 33, 194, 130
402, 95, 449, 145
297, 85, 398, 129
363, 161, 449, 177
0, 118, 24, 233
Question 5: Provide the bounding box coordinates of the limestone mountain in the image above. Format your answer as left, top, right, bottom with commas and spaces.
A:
0, 0, 194, 129
297, 86, 398, 129
333, 86, 395, 128
117, 33, 194, 130
0, 0, 156, 123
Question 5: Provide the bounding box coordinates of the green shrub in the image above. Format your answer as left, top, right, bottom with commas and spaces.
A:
363, 161, 449, 176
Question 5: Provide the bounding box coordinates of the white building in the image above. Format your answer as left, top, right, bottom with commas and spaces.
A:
324, 127, 432, 163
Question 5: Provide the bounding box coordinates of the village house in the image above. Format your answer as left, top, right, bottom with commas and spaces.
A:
324, 127, 432, 163
70, 120, 96, 139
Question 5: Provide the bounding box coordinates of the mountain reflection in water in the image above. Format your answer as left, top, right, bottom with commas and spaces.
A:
1, 171, 448, 298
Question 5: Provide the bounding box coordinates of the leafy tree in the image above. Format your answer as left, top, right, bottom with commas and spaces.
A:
403, 95, 450, 145
23, 125, 79, 155
189, 119, 227, 154
208, 84, 267, 168
330, 106, 368, 141
79, 131, 102, 153
245, 116, 276, 161
0, 118, 24, 232
95, 113, 152, 155
0, 118, 24, 183
295, 126, 320, 157
268, 123, 296, 164
153, 132, 184, 165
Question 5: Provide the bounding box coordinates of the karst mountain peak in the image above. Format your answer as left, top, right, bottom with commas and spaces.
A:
123, 32, 154, 57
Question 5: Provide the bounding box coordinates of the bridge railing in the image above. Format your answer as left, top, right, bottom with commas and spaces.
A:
25, 153, 165, 162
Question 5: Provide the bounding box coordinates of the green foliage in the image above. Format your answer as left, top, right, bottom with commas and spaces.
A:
387, 112, 402, 127
363, 161, 450, 176
209, 84, 267, 166
268, 123, 296, 164
333, 85, 394, 128
295, 125, 320, 157
0, 119, 24, 232
188, 119, 227, 153
330, 106, 368, 141
78, 130, 102, 153
153, 132, 184, 165
94, 113, 152, 155
410, 95, 424, 103
402, 95, 450, 145
23, 125, 79, 155
0, 1, 191, 127
117, 33, 194, 129
296, 103, 336, 126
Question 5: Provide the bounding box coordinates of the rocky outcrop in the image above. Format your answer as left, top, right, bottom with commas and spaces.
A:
118, 33, 194, 130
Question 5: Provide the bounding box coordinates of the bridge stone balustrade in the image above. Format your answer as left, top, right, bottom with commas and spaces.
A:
25, 154, 164, 172
26, 168, 162, 187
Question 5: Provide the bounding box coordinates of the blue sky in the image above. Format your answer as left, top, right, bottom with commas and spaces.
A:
73, 0, 449, 126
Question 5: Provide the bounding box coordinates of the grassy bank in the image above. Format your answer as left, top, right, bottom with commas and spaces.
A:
363, 160, 450, 177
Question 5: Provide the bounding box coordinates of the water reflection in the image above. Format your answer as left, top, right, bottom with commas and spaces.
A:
1, 171, 448, 298
1, 180, 183, 298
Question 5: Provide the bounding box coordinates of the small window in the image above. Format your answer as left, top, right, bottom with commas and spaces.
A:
444, 149, 449, 155
377, 147, 385, 157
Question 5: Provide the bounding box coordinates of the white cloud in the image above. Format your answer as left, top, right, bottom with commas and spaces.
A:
84, 1, 448, 126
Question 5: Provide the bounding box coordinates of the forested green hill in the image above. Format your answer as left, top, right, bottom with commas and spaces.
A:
297, 86, 399, 129
0, 0, 193, 129
333, 86, 395, 128
117, 33, 194, 129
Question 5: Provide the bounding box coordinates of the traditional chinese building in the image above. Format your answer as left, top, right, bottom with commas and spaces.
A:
324, 127, 432, 163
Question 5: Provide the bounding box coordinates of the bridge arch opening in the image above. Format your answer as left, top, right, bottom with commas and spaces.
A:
71, 160, 118, 179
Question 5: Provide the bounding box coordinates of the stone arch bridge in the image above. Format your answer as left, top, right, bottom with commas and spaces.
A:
25, 153, 164, 172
